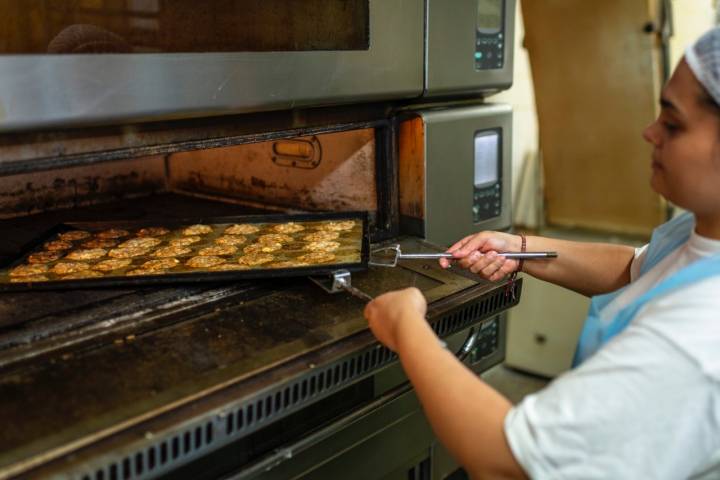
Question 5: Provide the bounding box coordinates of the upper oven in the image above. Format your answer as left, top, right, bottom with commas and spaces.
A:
0, 0, 424, 132
0, 0, 516, 133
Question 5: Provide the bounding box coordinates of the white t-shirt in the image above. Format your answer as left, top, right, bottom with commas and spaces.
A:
504, 231, 720, 479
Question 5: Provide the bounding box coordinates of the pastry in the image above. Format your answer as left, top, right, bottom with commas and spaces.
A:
97, 228, 130, 239
225, 224, 260, 235
58, 230, 91, 241
272, 222, 305, 233
304, 241, 340, 252
108, 247, 150, 258
81, 238, 118, 248
119, 237, 162, 249
186, 255, 225, 268
243, 242, 282, 254
297, 252, 336, 264
44, 240, 73, 251
316, 220, 355, 232
51, 261, 91, 275
169, 236, 201, 247
66, 248, 107, 260
199, 245, 237, 256
153, 245, 192, 257
237, 253, 274, 266
92, 258, 132, 271
27, 251, 63, 264
303, 231, 340, 242
182, 224, 212, 236
136, 227, 170, 237
215, 235, 247, 246
10, 264, 49, 277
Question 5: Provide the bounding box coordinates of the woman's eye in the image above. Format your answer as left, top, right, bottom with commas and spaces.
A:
662, 121, 679, 132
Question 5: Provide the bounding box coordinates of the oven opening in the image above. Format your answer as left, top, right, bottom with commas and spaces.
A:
0, 126, 386, 267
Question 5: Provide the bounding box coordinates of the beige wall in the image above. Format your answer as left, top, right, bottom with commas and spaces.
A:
490, 0, 716, 230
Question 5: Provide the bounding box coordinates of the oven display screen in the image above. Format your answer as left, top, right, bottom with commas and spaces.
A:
477, 0, 503, 33
474, 131, 499, 187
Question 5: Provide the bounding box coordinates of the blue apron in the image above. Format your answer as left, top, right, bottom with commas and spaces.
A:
572, 212, 720, 366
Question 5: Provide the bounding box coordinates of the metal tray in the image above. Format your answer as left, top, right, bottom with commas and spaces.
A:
0, 211, 369, 292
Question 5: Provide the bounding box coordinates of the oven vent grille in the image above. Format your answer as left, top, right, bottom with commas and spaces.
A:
82, 421, 215, 480
433, 286, 514, 338
224, 344, 398, 437
74, 284, 516, 480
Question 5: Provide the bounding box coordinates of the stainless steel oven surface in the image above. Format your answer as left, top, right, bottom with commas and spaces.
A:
398, 103, 513, 246
0, 0, 423, 132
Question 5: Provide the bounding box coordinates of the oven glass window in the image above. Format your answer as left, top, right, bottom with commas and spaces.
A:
474, 130, 499, 188
476, 0, 503, 34
0, 0, 369, 54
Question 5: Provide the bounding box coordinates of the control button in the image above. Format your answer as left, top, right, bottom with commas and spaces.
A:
475, 52, 483, 59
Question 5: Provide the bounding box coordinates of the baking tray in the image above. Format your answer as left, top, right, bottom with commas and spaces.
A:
0, 211, 369, 292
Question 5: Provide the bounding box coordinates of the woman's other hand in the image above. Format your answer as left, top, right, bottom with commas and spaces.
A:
364, 287, 427, 351
440, 231, 521, 282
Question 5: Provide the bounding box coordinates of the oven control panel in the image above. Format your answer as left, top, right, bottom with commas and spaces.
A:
473, 129, 502, 223
475, 0, 506, 70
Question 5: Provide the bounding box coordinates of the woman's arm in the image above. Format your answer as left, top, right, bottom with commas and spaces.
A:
441, 232, 636, 297
365, 289, 528, 480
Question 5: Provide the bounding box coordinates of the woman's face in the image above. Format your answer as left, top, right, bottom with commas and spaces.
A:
643, 59, 720, 217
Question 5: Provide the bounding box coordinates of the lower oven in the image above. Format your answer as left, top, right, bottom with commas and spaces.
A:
0, 104, 519, 480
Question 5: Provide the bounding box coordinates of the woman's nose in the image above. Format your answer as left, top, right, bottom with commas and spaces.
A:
642, 121, 660, 146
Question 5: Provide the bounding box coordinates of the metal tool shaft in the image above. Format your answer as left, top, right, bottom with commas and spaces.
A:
398, 251, 557, 260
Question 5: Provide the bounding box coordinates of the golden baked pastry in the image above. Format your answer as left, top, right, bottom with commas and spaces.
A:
119, 237, 162, 249
258, 233, 293, 244
225, 224, 260, 235
62, 270, 104, 279
51, 261, 91, 275
182, 224, 212, 236
303, 231, 340, 242
10, 264, 49, 277
28, 251, 63, 264
66, 248, 108, 261
237, 253, 275, 266
136, 227, 170, 237
81, 238, 118, 249
304, 241, 340, 252
10, 275, 48, 283
209, 263, 251, 271
169, 236, 201, 247
199, 245, 238, 256
215, 235, 247, 246
268, 260, 309, 269
153, 246, 192, 258
58, 230, 92, 241
92, 258, 132, 271
186, 255, 225, 268
244, 242, 282, 254
108, 247, 150, 259
44, 240, 73, 251
141, 258, 179, 270
297, 252, 336, 264
126, 269, 162, 276
316, 220, 355, 232
272, 222, 305, 234
97, 228, 130, 239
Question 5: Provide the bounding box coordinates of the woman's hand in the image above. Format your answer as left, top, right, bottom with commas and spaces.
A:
440, 231, 521, 282
364, 288, 427, 352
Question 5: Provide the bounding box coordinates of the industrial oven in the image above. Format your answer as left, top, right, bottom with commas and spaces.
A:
0, 1, 519, 479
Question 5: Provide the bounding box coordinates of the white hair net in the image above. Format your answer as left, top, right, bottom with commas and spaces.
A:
686, 26, 720, 106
